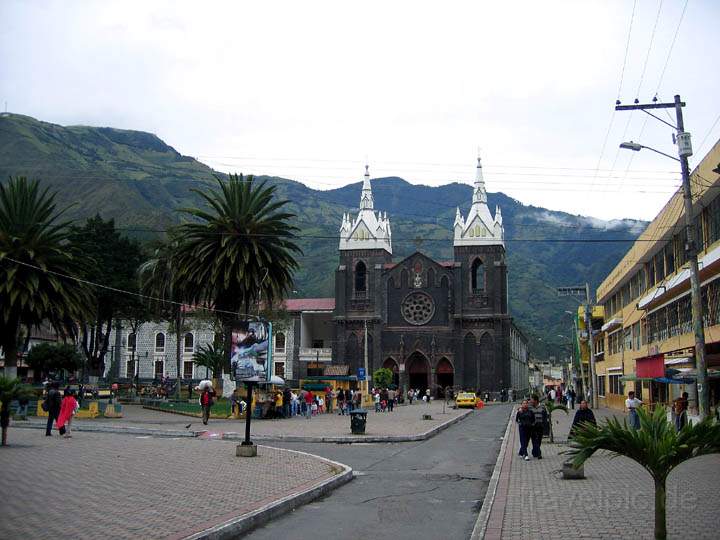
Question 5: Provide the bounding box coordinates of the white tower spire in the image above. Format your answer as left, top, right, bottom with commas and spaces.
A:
360, 163, 374, 210
339, 163, 392, 253
454, 152, 504, 247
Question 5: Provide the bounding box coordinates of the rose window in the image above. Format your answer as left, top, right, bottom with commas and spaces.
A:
401, 292, 435, 325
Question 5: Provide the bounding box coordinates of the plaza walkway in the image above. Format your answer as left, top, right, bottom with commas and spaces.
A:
21, 400, 469, 441
0, 429, 346, 539
483, 405, 720, 539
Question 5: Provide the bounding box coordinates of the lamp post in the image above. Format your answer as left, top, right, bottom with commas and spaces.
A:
618, 95, 708, 419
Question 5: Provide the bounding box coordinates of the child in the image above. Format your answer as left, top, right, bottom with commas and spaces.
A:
57, 388, 79, 438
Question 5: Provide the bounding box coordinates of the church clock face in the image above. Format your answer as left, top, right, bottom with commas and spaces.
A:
401, 291, 435, 326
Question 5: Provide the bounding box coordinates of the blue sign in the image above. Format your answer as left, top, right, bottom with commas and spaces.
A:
358, 367, 366, 381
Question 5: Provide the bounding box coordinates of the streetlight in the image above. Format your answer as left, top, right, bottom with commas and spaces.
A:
618, 94, 709, 419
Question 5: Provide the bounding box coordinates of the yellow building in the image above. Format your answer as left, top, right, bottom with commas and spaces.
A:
595, 139, 720, 414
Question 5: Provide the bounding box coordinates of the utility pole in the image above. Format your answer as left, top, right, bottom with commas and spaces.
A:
585, 283, 598, 409
616, 95, 708, 420
363, 318, 369, 403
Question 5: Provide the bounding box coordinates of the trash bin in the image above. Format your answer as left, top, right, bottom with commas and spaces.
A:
349, 409, 368, 434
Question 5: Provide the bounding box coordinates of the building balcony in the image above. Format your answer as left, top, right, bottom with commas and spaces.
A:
299, 347, 333, 363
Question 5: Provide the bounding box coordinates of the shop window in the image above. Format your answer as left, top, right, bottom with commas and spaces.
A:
596, 375, 606, 397
609, 374, 624, 395
275, 362, 285, 378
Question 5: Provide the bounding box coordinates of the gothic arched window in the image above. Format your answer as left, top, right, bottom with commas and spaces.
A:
355, 261, 367, 292
184, 332, 194, 353
155, 333, 165, 353
471, 258, 485, 292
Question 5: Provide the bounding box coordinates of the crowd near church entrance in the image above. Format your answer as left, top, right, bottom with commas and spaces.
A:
407, 351, 430, 394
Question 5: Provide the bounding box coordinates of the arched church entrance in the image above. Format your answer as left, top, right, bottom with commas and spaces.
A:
436, 357, 454, 397
383, 357, 400, 388
407, 351, 430, 395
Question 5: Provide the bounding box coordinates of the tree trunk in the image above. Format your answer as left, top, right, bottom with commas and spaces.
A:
1, 317, 20, 378
175, 310, 182, 400
1, 426, 7, 446
654, 478, 667, 540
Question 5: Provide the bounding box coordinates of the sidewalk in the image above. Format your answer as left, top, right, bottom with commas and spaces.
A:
19, 400, 471, 442
482, 406, 720, 539
0, 429, 350, 540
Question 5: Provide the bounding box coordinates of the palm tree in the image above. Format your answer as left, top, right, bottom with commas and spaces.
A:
567, 406, 720, 540
544, 399, 568, 443
192, 343, 227, 388
173, 174, 301, 322
0, 376, 34, 445
0, 177, 94, 377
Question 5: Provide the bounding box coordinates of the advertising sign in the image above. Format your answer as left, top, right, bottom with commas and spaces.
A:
358, 367, 366, 381
229, 320, 272, 383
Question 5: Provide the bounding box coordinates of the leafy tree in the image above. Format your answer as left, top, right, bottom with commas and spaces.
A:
372, 368, 393, 389
0, 376, 34, 445
174, 174, 301, 328
0, 177, 93, 377
544, 399, 568, 443
567, 407, 720, 540
69, 215, 145, 377
26, 343, 81, 380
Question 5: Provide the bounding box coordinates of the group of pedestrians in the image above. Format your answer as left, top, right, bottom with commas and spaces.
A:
43, 382, 79, 438
546, 386, 577, 409
516, 394, 597, 460
372, 387, 397, 412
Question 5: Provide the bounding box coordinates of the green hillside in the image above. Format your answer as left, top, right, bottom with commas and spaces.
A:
0, 113, 647, 358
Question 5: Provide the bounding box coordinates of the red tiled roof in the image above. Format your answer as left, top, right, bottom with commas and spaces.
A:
284, 298, 335, 312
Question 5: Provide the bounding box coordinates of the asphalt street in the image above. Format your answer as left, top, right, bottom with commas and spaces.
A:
246, 403, 512, 540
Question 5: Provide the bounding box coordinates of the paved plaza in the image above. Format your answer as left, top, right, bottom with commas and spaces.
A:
0, 429, 345, 540
485, 407, 720, 539
21, 400, 469, 441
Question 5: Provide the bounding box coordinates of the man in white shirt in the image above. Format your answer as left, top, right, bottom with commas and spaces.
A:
625, 391, 643, 430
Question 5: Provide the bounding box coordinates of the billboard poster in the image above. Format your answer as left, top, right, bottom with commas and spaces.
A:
229, 320, 272, 383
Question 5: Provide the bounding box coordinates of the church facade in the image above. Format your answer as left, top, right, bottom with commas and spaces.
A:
332, 158, 527, 395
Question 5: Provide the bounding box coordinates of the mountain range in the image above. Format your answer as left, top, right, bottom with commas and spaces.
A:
0, 113, 648, 358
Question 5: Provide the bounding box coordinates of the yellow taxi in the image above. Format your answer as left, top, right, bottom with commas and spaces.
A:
455, 392, 480, 408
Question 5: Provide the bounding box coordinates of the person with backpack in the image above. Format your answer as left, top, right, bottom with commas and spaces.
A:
200, 385, 217, 425
43, 382, 62, 436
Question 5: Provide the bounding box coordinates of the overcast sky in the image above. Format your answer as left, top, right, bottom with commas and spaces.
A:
2, 0, 719, 221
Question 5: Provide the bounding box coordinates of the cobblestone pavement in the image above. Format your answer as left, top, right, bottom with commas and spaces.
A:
0, 429, 340, 540
25, 400, 468, 439
491, 406, 720, 540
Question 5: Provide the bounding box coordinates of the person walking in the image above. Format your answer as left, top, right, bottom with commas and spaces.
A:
200, 385, 216, 425
283, 387, 292, 419
528, 394, 547, 459
673, 391, 689, 432
569, 388, 576, 409
44, 382, 62, 437
337, 388, 346, 415
57, 388, 79, 438
304, 389, 314, 419
407, 388, 414, 404
326, 386, 333, 414
515, 399, 535, 461
625, 391, 643, 430
387, 388, 396, 412
569, 400, 596, 439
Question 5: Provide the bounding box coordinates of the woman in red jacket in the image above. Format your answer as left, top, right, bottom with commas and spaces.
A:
57, 388, 79, 438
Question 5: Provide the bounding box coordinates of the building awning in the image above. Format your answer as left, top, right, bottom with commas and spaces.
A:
664, 356, 692, 366
636, 354, 665, 378
601, 318, 623, 332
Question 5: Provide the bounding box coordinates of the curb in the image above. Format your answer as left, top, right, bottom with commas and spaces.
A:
14, 408, 472, 443
469, 406, 513, 540
182, 447, 353, 540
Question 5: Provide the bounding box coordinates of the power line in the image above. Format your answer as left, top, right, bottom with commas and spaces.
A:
635, 0, 664, 99
654, 0, 688, 95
